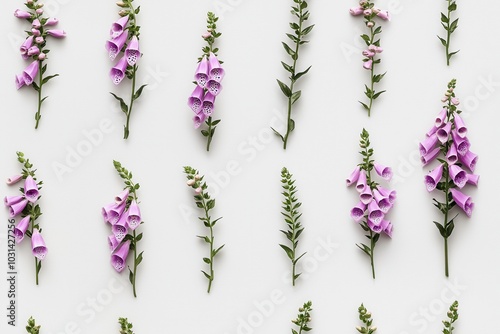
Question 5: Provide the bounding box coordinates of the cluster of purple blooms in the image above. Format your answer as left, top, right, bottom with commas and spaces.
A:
188, 51, 225, 128
421, 86, 478, 217
102, 188, 141, 273
4, 175, 47, 260
106, 16, 141, 85
346, 164, 395, 236
14, 2, 66, 90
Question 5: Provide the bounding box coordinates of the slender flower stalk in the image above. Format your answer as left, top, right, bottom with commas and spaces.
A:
25, 317, 41, 334
102, 161, 144, 297
4, 152, 45, 285
442, 301, 459, 334
291, 301, 313, 334
420, 79, 477, 277
272, 0, 314, 150
438, 0, 459, 66
347, 129, 396, 278
107, 0, 147, 139
184, 167, 225, 293
356, 304, 378, 334
350, 0, 389, 116
14, 0, 66, 129
279, 167, 306, 286
188, 12, 224, 151
118, 317, 135, 334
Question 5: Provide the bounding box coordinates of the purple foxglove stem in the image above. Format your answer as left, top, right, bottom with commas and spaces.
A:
436, 122, 452, 143
202, 92, 216, 116
359, 185, 373, 205
346, 166, 361, 186
106, 32, 128, 61
44, 18, 59, 26
110, 56, 129, 85
435, 108, 447, 127
446, 145, 458, 165
4, 195, 24, 206
6, 175, 23, 185
424, 164, 444, 192
374, 163, 392, 181
208, 52, 225, 82
112, 213, 129, 242
206, 80, 222, 96
350, 201, 366, 222
9, 199, 28, 218
111, 240, 131, 273
14, 216, 31, 243
193, 112, 207, 129
46, 30, 66, 38
367, 200, 384, 225
24, 175, 40, 203
356, 171, 367, 192
108, 235, 120, 251
421, 147, 440, 166
125, 36, 141, 66
127, 201, 141, 230
451, 130, 470, 156
458, 151, 478, 172
31, 229, 48, 260
14, 9, 31, 19
466, 174, 479, 186
194, 57, 209, 88
115, 189, 130, 205
454, 114, 467, 138
450, 188, 474, 217
420, 134, 438, 155
110, 16, 129, 38
188, 86, 205, 113
449, 165, 467, 189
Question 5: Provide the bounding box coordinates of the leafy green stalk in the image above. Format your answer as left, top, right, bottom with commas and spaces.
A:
291, 301, 313, 334
272, 0, 314, 150
442, 301, 459, 334
109, 0, 147, 140
113, 160, 144, 297
184, 167, 225, 293
198, 12, 222, 151
280, 167, 306, 286
26, 317, 41, 334
17, 152, 44, 285
356, 304, 377, 334
118, 317, 135, 334
438, 0, 459, 66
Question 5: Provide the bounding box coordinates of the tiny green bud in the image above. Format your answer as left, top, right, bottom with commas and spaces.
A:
118, 9, 128, 16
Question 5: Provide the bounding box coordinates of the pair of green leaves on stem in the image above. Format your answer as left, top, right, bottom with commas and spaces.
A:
437, 0, 459, 65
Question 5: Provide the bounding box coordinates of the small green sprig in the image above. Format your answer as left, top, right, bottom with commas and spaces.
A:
17, 151, 44, 285
184, 166, 225, 293
198, 12, 222, 152
26, 317, 41, 334
291, 301, 313, 334
356, 304, 377, 334
280, 167, 306, 286
109, 0, 147, 140
113, 160, 144, 298
118, 317, 135, 334
442, 301, 459, 334
438, 0, 459, 66
273, 0, 314, 150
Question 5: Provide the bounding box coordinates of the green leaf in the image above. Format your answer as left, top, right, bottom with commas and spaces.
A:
128, 269, 134, 284
359, 101, 369, 111
277, 79, 292, 97
301, 24, 314, 35
42, 74, 59, 85
133, 84, 148, 100
434, 221, 447, 238
437, 36, 447, 47
288, 118, 296, 133
448, 2, 457, 11
292, 65, 311, 81
279, 244, 294, 260
282, 42, 296, 58
447, 50, 459, 61
110, 93, 129, 114
440, 13, 449, 23
203, 257, 211, 264
449, 19, 459, 33
446, 221, 455, 237
372, 90, 386, 100
201, 270, 211, 279
271, 127, 284, 142
281, 61, 293, 73
213, 244, 225, 256
291, 91, 301, 105
135, 251, 144, 266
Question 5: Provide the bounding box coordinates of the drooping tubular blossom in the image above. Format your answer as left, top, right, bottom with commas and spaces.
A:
346, 129, 396, 279
420, 79, 478, 277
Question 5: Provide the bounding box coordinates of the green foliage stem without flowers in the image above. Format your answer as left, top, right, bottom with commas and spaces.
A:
291, 301, 313, 334
26, 317, 41, 334
356, 304, 377, 334
184, 166, 225, 293
17, 151, 44, 285
280, 167, 306, 286
110, 0, 147, 140
273, 0, 314, 150
438, 0, 459, 66
113, 160, 144, 298
442, 301, 459, 334
118, 317, 135, 334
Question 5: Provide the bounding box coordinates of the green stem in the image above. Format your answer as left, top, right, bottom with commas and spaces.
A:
291, 226, 297, 286
446, 0, 451, 66
35, 61, 43, 129
443, 163, 450, 277
124, 65, 137, 139
202, 196, 215, 293
369, 229, 376, 279
206, 117, 213, 152
367, 26, 375, 117
132, 230, 138, 297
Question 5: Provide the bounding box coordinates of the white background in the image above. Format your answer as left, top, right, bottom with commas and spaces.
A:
0, 0, 499, 333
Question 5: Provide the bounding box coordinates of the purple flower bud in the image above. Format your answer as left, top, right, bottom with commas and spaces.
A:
24, 175, 40, 203
466, 174, 479, 186
110, 56, 129, 85
31, 229, 48, 260
435, 108, 447, 127
350, 201, 366, 222
374, 163, 392, 181
14, 217, 31, 243
193, 112, 207, 129
363, 59, 373, 70
188, 86, 204, 114
451, 97, 460, 106
27, 46, 40, 56
111, 240, 131, 272
23, 60, 40, 86
35, 37, 45, 44
32, 19, 41, 29
6, 175, 23, 185
105, 31, 128, 61
349, 6, 364, 15
36, 8, 44, 15
362, 50, 375, 58
376, 9, 390, 20
32, 29, 41, 37
202, 92, 216, 116
450, 188, 474, 217
14, 9, 32, 19
125, 36, 141, 66
346, 166, 361, 187
44, 18, 59, 26
384, 222, 393, 238
110, 16, 129, 38
194, 57, 209, 88
363, 9, 372, 16
38, 53, 46, 61
46, 29, 66, 38
127, 201, 141, 230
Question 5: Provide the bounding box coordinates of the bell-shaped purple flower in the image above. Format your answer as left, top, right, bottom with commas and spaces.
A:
194, 57, 209, 88
376, 9, 391, 21
374, 163, 392, 181
23, 60, 40, 86
108, 201, 126, 225
108, 235, 120, 251
367, 200, 384, 225
111, 240, 131, 272
46, 30, 66, 38
16, 74, 26, 90
435, 108, 447, 127
451, 130, 470, 156
102, 203, 116, 223
127, 201, 141, 230
350, 201, 366, 222
6, 175, 23, 185
384, 222, 393, 238
9, 199, 28, 218
467, 174, 479, 186
110, 56, 129, 85
14, 216, 31, 244
349, 6, 364, 15
31, 229, 48, 260
193, 112, 207, 129
346, 166, 361, 187
419, 134, 438, 156
208, 53, 225, 82
105, 31, 128, 61
188, 86, 204, 114
458, 150, 478, 172
436, 122, 451, 143
450, 188, 474, 217
373, 189, 391, 213
4, 195, 24, 206
446, 145, 458, 165
356, 171, 367, 192
112, 212, 128, 242
24, 175, 40, 203
424, 164, 443, 192
378, 186, 396, 204
427, 125, 438, 137
44, 18, 59, 26
125, 36, 141, 66
454, 114, 467, 138
207, 80, 222, 96
14, 9, 31, 19
359, 185, 373, 205
20, 36, 34, 59
449, 165, 467, 188
115, 188, 130, 205
110, 16, 129, 38
368, 219, 389, 233
421, 147, 440, 166
202, 92, 216, 116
